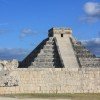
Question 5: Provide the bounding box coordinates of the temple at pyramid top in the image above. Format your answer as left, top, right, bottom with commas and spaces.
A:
19, 27, 100, 68
48, 27, 72, 37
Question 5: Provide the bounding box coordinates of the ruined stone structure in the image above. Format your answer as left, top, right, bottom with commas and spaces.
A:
0, 60, 19, 87
19, 28, 100, 68
0, 27, 100, 94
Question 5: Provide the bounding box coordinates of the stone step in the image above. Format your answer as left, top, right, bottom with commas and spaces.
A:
49, 37, 54, 40
29, 65, 55, 68
34, 58, 54, 62
37, 55, 54, 58
42, 47, 54, 51
48, 37, 53, 41
45, 43, 54, 46
33, 63, 54, 67
32, 62, 54, 64
79, 58, 100, 61
44, 44, 54, 47
47, 40, 53, 42
31, 62, 54, 67
33, 65, 54, 68
39, 52, 54, 56
43, 45, 54, 49
40, 49, 54, 54
34, 58, 60, 62
34, 57, 59, 62
46, 41, 54, 45
81, 63, 100, 67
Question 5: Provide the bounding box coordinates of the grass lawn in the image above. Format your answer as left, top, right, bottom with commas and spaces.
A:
1, 93, 100, 100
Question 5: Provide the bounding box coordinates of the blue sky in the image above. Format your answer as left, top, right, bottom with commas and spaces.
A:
0, 0, 100, 60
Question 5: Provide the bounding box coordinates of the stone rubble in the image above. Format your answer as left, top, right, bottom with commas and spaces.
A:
0, 59, 19, 87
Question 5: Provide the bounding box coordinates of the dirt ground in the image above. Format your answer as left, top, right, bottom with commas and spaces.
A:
0, 94, 100, 100
0, 97, 70, 100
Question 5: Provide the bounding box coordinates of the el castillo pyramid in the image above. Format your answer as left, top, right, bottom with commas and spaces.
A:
0, 27, 100, 94
19, 28, 100, 68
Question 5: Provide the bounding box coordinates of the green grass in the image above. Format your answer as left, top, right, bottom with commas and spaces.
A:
1, 93, 100, 100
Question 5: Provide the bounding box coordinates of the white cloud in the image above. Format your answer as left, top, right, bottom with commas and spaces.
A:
81, 2, 100, 23
84, 2, 100, 16
82, 38, 100, 57
20, 28, 37, 38
80, 16, 98, 23
0, 48, 28, 61
82, 38, 100, 44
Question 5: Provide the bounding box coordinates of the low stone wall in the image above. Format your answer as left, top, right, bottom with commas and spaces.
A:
0, 68, 100, 94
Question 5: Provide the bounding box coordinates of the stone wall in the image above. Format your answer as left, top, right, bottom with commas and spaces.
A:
0, 68, 100, 94
0, 60, 19, 87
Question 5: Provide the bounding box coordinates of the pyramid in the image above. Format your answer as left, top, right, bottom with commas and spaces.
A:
71, 40, 100, 68
19, 37, 64, 68
19, 28, 100, 68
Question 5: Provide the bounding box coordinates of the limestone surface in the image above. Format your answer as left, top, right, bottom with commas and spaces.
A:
0, 60, 19, 87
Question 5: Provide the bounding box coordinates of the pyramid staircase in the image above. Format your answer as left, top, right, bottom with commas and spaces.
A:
71, 40, 100, 68
19, 37, 63, 68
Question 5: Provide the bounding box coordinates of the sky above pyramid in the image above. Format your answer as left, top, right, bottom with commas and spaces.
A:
0, 0, 100, 60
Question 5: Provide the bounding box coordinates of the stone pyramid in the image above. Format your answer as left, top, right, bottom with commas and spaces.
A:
19, 37, 64, 68
19, 28, 100, 68
71, 40, 100, 68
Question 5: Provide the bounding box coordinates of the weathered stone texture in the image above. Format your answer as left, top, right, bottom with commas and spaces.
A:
0, 60, 19, 87
0, 68, 100, 94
